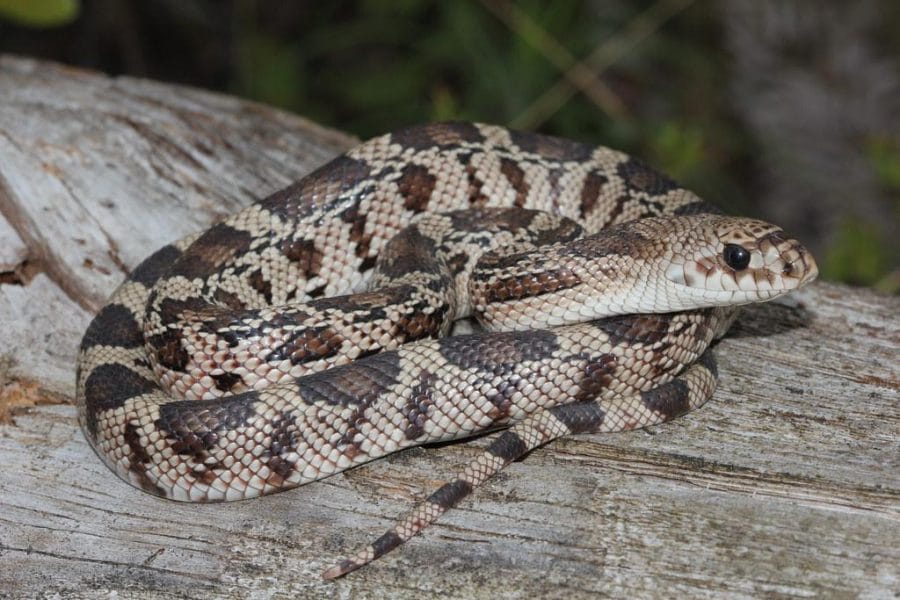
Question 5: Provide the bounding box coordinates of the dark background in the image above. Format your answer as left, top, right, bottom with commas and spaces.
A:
1, 0, 897, 289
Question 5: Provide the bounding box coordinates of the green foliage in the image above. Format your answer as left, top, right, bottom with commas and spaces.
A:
230, 1, 750, 212
647, 121, 705, 183
860, 135, 900, 292
823, 218, 893, 291
866, 135, 900, 195
0, 0, 78, 27
234, 33, 304, 111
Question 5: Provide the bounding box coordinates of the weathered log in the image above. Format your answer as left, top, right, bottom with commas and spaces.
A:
0, 55, 897, 599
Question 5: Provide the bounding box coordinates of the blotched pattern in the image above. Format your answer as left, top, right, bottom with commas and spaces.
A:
75, 122, 817, 579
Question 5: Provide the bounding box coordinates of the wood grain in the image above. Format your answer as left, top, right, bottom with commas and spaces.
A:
0, 55, 897, 600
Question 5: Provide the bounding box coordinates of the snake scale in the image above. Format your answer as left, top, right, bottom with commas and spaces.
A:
75, 122, 818, 579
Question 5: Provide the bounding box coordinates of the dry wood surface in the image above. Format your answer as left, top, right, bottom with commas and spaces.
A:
0, 55, 897, 600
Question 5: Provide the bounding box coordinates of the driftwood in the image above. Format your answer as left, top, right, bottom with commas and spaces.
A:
0, 55, 897, 599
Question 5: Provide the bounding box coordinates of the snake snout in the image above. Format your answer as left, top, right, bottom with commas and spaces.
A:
761, 232, 818, 290
790, 246, 819, 287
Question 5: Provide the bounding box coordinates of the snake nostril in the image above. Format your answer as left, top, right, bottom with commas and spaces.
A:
782, 263, 794, 276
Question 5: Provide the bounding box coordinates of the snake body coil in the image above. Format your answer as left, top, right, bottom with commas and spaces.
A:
75, 123, 817, 578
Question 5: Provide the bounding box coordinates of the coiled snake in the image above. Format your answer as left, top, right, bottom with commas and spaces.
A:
75, 122, 818, 578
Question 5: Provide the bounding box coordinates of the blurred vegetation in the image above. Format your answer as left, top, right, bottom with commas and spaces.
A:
0, 0, 78, 27
0, 0, 897, 291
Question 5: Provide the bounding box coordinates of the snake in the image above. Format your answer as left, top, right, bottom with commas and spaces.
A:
75, 122, 818, 579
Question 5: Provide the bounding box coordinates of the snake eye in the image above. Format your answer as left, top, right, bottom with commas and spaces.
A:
723, 244, 751, 271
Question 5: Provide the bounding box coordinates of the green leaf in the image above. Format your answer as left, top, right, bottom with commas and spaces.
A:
0, 0, 79, 27
649, 121, 705, 181
865, 135, 900, 194
233, 34, 303, 111
430, 84, 459, 121
822, 217, 889, 287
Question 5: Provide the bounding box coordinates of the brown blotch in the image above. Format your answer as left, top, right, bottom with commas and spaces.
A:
336, 404, 369, 458
486, 430, 528, 462
124, 421, 152, 466
594, 313, 674, 347
391, 122, 484, 150
438, 329, 559, 371
297, 351, 402, 408
128, 244, 182, 286
483, 268, 582, 304
370, 530, 405, 560
375, 228, 439, 280
579, 170, 610, 218
156, 296, 210, 325
530, 216, 583, 247
212, 371, 243, 393
426, 478, 474, 509
267, 326, 345, 366
263, 411, 300, 485
191, 465, 220, 486
499, 157, 530, 207
212, 288, 246, 311
509, 130, 594, 162
156, 393, 258, 458
574, 353, 617, 401
153, 330, 190, 373
82, 364, 158, 436
195, 306, 243, 338
446, 252, 470, 276
485, 379, 517, 422
395, 309, 446, 343
340, 202, 377, 273
641, 379, 691, 420
616, 156, 678, 195
358, 255, 377, 271
80, 304, 143, 350
548, 402, 606, 434
561, 226, 652, 259
282, 238, 323, 278
605, 195, 630, 225
248, 270, 273, 304
171, 223, 253, 279
546, 167, 567, 199
465, 162, 490, 205
445, 206, 536, 233
403, 374, 437, 440
267, 456, 296, 485
124, 421, 168, 496
396, 163, 437, 212
259, 155, 372, 222
307, 283, 327, 298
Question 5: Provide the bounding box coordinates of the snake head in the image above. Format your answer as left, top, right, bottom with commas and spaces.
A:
662, 214, 818, 305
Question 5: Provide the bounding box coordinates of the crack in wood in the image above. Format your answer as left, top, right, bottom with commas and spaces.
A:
0, 258, 43, 286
